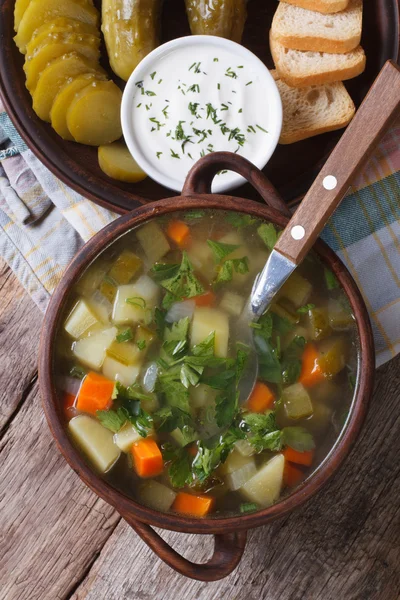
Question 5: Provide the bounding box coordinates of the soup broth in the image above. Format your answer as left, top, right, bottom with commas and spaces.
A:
55, 209, 358, 518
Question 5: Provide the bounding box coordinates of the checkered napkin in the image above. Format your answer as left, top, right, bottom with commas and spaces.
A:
0, 103, 399, 366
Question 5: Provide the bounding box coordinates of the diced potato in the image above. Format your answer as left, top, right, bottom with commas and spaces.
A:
136, 222, 170, 264
170, 427, 197, 447
67, 80, 123, 146
283, 383, 314, 419
32, 52, 103, 122
73, 326, 117, 370
219, 450, 254, 475
98, 142, 147, 183
318, 336, 347, 377
234, 439, 256, 457
307, 307, 332, 341
191, 308, 229, 358
114, 422, 142, 453
68, 415, 120, 473
187, 240, 215, 282
139, 480, 177, 512
107, 340, 142, 365
270, 301, 299, 325
226, 462, 257, 492
14, 0, 99, 53
87, 291, 112, 324
240, 454, 285, 507
190, 383, 218, 409
112, 276, 159, 325
102, 356, 141, 386
219, 291, 244, 317
279, 272, 312, 308
51, 73, 105, 140
108, 250, 142, 284
281, 325, 309, 351
24, 32, 100, 92
328, 298, 354, 330
64, 299, 99, 339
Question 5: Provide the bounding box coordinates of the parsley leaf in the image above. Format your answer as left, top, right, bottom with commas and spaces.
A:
324, 267, 339, 290
151, 262, 180, 282
282, 426, 315, 452
162, 317, 190, 360
226, 213, 258, 229
116, 328, 133, 343
215, 256, 249, 285
158, 366, 190, 411
154, 307, 166, 339
96, 407, 128, 433
160, 252, 204, 309
297, 303, 316, 314
242, 411, 283, 452
257, 223, 277, 250
70, 365, 87, 379
183, 209, 206, 220
240, 502, 258, 513
162, 444, 193, 488
254, 334, 282, 384
272, 313, 295, 336
281, 336, 306, 385
207, 239, 240, 263
114, 382, 154, 437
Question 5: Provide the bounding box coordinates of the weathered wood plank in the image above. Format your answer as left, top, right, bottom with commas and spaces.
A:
72, 357, 400, 600
0, 261, 42, 431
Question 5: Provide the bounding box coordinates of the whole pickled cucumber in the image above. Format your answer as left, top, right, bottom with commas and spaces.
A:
102, 0, 162, 82
184, 0, 247, 43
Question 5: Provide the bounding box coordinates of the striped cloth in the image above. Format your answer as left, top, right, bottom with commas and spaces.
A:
0, 104, 399, 366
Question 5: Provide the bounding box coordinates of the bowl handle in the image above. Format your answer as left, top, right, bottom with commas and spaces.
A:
120, 511, 247, 581
182, 151, 291, 217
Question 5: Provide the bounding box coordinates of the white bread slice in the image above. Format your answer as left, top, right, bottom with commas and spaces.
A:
279, 0, 350, 14
271, 70, 355, 144
270, 33, 366, 87
271, 0, 363, 54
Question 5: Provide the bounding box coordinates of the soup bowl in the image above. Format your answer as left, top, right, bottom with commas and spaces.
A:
39, 152, 375, 581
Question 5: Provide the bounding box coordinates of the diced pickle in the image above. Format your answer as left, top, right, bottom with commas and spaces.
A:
68, 415, 120, 473
270, 300, 299, 325
102, 0, 162, 81
328, 298, 354, 330
26, 17, 99, 46
283, 382, 314, 419
136, 222, 170, 264
139, 480, 177, 512
102, 355, 141, 386
64, 299, 98, 339
279, 272, 312, 308
98, 142, 147, 183
240, 454, 285, 507
99, 278, 118, 303
108, 250, 142, 284
134, 325, 155, 355
114, 423, 142, 453
66, 80, 123, 146
219, 450, 254, 475
304, 403, 332, 436
226, 462, 257, 492
318, 336, 347, 377
184, 0, 247, 42
15, 0, 99, 53
107, 340, 142, 365
307, 307, 332, 341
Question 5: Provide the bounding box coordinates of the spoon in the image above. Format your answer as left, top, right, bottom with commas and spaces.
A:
238, 60, 400, 403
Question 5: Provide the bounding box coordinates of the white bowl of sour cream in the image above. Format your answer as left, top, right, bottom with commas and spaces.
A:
121, 35, 282, 194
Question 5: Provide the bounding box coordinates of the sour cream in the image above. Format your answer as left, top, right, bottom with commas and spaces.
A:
121, 36, 282, 193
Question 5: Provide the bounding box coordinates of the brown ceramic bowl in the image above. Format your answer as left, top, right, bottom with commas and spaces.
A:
39, 154, 375, 581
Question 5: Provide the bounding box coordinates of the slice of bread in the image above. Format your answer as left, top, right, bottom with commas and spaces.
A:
271, 70, 355, 144
279, 0, 350, 14
270, 33, 366, 87
271, 0, 363, 54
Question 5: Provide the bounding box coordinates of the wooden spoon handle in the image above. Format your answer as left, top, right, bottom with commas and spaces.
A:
275, 60, 400, 265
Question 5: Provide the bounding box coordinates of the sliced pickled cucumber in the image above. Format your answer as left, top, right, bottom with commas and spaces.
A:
32, 52, 103, 122
51, 73, 105, 140
15, 0, 99, 54
101, 0, 162, 81
98, 142, 147, 183
14, 0, 30, 32
26, 18, 100, 55
25, 32, 100, 92
66, 80, 123, 145
184, 0, 247, 42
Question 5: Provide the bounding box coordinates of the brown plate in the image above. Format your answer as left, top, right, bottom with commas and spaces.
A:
0, 0, 399, 214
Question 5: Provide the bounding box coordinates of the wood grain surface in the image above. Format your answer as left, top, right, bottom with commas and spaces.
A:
1, 260, 399, 600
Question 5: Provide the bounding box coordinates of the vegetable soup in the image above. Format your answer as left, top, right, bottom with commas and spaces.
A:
56, 209, 358, 518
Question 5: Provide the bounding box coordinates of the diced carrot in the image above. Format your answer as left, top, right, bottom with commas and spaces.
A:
172, 492, 215, 517
299, 343, 326, 387
283, 461, 304, 488
76, 372, 114, 415
131, 438, 164, 478
187, 443, 198, 457
283, 447, 314, 467
192, 290, 216, 307
166, 220, 191, 248
246, 381, 275, 413
63, 392, 76, 420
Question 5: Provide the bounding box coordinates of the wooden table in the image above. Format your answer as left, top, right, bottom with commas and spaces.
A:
1, 259, 399, 600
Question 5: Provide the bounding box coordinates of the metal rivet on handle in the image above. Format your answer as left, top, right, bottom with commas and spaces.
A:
291, 225, 305, 240
323, 175, 338, 190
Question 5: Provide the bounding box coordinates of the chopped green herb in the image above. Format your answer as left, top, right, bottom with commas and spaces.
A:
188, 84, 200, 93
256, 124, 268, 133
156, 151, 163, 159
297, 303, 316, 314
207, 239, 240, 263
281, 336, 306, 384
137, 340, 147, 351
70, 365, 87, 379
247, 125, 256, 133
238, 108, 243, 113
136, 103, 142, 108
149, 117, 165, 131
160, 251, 204, 309
213, 57, 219, 62
225, 67, 238, 79
324, 268, 339, 290
246, 81, 253, 86
150, 71, 156, 80
282, 426, 315, 452
170, 149, 180, 159
145, 90, 156, 96
240, 502, 258, 514
183, 209, 206, 220
116, 328, 134, 343
96, 407, 127, 433
125, 297, 146, 309
257, 223, 278, 250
